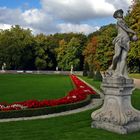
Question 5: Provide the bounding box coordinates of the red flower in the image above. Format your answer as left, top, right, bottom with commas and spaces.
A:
0, 75, 96, 111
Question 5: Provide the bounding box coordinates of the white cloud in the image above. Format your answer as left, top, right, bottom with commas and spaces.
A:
0, 23, 11, 30
22, 9, 58, 34
41, 0, 116, 22
41, 0, 132, 22
0, 7, 58, 34
0, 7, 24, 24
22, 9, 47, 24
105, 0, 132, 12
0, 0, 132, 35
58, 23, 99, 34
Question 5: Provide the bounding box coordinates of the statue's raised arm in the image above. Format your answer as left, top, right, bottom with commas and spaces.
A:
117, 19, 136, 35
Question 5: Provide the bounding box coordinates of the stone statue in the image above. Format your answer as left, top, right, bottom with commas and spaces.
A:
70, 65, 73, 74
107, 9, 137, 78
91, 9, 140, 134
1, 62, 6, 72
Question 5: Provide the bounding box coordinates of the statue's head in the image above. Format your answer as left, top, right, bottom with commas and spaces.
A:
113, 9, 123, 18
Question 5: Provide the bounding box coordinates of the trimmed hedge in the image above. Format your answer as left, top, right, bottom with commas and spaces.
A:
0, 94, 100, 119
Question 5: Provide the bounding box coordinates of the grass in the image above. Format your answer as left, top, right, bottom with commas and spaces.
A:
129, 73, 140, 79
0, 75, 140, 140
0, 108, 140, 140
80, 76, 101, 90
131, 89, 140, 110
0, 74, 73, 103
81, 76, 140, 108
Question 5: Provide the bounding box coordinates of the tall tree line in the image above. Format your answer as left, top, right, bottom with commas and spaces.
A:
0, 26, 87, 70
0, 0, 139, 72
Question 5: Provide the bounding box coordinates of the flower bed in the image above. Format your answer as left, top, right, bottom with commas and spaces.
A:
0, 75, 97, 112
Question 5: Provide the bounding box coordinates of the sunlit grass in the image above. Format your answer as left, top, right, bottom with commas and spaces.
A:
0, 74, 73, 103
0, 75, 140, 140
129, 73, 140, 79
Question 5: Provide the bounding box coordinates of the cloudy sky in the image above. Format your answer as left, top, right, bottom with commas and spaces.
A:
0, 0, 132, 35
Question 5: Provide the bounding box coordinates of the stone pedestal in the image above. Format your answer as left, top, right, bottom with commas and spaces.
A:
91, 77, 140, 134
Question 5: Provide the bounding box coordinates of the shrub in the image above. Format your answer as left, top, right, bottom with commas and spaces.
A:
94, 71, 102, 81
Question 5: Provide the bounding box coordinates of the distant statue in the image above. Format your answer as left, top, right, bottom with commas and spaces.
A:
70, 65, 73, 74
107, 9, 137, 78
56, 66, 58, 71
2, 62, 6, 72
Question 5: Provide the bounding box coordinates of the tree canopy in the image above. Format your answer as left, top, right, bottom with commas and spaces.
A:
126, 0, 140, 72
0, 1, 139, 72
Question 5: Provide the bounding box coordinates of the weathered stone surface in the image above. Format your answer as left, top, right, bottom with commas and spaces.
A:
91, 77, 140, 134
106, 9, 137, 78
91, 9, 140, 134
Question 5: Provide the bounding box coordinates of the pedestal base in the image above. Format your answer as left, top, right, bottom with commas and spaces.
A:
91, 77, 140, 134
92, 121, 140, 134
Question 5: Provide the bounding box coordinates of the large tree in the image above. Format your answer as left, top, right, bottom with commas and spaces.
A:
55, 39, 68, 70
56, 37, 82, 70
0, 25, 35, 70
96, 24, 117, 70
34, 34, 55, 70
86, 24, 117, 71
83, 36, 99, 72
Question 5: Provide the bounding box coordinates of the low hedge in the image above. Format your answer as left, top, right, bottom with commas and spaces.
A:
0, 94, 100, 119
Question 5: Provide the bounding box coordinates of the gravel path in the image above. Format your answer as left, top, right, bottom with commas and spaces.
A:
0, 98, 103, 123
0, 78, 104, 123
1, 77, 139, 123
134, 78, 140, 89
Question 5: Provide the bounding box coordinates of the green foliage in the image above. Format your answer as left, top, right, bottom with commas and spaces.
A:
56, 37, 83, 70
0, 4, 139, 72
84, 24, 117, 71
126, 0, 140, 72
34, 34, 54, 70
87, 71, 95, 78
83, 36, 100, 79
0, 25, 35, 70
35, 57, 47, 70
0, 29, 86, 70
83, 62, 89, 76
55, 39, 68, 70
95, 24, 117, 70
65, 37, 82, 70
94, 71, 102, 81
86, 5, 140, 72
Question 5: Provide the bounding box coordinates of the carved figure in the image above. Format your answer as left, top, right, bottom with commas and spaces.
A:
108, 9, 137, 78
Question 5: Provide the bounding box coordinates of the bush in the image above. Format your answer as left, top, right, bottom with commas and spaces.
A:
87, 71, 95, 78
83, 63, 89, 76
94, 71, 102, 81
83, 70, 88, 76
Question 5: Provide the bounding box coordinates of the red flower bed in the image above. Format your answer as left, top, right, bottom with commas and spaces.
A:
0, 75, 96, 111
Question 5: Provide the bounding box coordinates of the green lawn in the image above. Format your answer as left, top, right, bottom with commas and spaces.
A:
0, 75, 140, 140
81, 76, 140, 110
0, 74, 73, 103
129, 73, 140, 79
80, 76, 101, 90
1, 109, 140, 140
